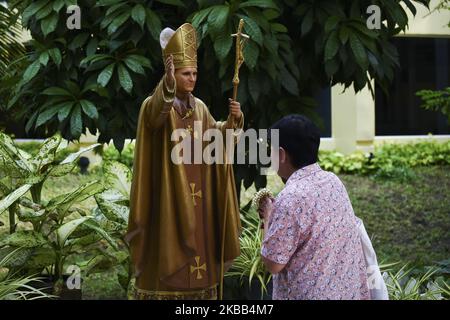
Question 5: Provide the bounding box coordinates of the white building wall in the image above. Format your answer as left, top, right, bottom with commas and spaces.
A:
328, 0, 449, 154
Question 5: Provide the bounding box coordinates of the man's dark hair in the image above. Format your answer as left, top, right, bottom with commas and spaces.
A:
270, 114, 320, 168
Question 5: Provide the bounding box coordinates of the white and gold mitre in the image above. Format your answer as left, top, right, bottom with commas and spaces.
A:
160, 23, 197, 69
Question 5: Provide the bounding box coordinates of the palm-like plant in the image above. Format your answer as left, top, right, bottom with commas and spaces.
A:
0, 248, 54, 300
383, 264, 447, 300
226, 208, 271, 298
0, 1, 27, 130
0, 2, 25, 78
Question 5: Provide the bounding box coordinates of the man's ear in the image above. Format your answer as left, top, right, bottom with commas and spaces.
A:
279, 147, 287, 164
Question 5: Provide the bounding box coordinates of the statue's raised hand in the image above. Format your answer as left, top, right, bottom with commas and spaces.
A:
165, 54, 175, 89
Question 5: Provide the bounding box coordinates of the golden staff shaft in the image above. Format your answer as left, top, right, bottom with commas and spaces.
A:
232, 19, 246, 101
219, 18, 248, 301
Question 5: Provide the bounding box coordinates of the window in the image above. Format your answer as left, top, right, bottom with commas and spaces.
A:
375, 37, 450, 135
316, 87, 331, 137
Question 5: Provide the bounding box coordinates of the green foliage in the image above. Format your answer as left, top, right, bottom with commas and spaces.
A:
0, 132, 98, 204
89, 160, 131, 292
0, 4, 25, 78
0, 162, 131, 295
0, 3, 27, 132
416, 88, 450, 124
226, 208, 271, 298
0, 131, 132, 293
5, 0, 430, 190
7, 0, 176, 148
102, 143, 135, 168
0, 248, 55, 300
341, 165, 449, 269
0, 133, 132, 295
381, 263, 449, 300
0, 132, 98, 234
0, 180, 112, 284
102, 139, 450, 182
16, 141, 80, 163
319, 140, 450, 179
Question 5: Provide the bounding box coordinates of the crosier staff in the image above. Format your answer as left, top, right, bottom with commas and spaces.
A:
219, 18, 249, 300
231, 19, 249, 101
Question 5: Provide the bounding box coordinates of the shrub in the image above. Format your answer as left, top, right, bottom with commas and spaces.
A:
382, 263, 449, 300
102, 143, 134, 168
319, 140, 450, 177
226, 208, 271, 299
102, 139, 450, 178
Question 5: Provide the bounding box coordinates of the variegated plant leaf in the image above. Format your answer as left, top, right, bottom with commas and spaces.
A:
0, 230, 49, 248
17, 207, 46, 223
59, 143, 101, 165
57, 216, 93, 247
96, 189, 128, 204
48, 143, 101, 177
81, 219, 118, 250
103, 161, 131, 198
30, 134, 62, 173
47, 162, 77, 177
46, 180, 104, 218
0, 133, 35, 173
0, 184, 32, 215
94, 193, 129, 224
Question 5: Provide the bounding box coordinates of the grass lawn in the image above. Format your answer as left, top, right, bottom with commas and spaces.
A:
341, 166, 449, 267
1, 165, 448, 299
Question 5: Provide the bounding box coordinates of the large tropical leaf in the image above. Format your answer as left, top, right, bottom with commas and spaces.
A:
22, 60, 41, 83
103, 161, 131, 198
0, 184, 32, 215
349, 33, 368, 70
97, 63, 115, 87
117, 63, 133, 93
131, 4, 145, 28
214, 35, 233, 61
0, 133, 34, 173
0, 247, 34, 269
48, 48, 62, 66
0, 231, 48, 248
17, 207, 46, 224
207, 5, 230, 35
324, 30, 340, 61
41, 87, 72, 96
83, 248, 128, 275
94, 193, 129, 224
59, 143, 100, 165
30, 134, 62, 171
81, 219, 119, 250
46, 181, 104, 218
41, 12, 58, 36
79, 100, 99, 120
56, 216, 92, 247
47, 143, 101, 178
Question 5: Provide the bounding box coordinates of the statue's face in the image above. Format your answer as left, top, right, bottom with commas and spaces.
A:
174, 67, 197, 94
